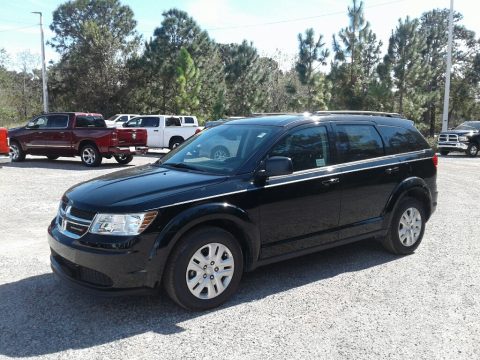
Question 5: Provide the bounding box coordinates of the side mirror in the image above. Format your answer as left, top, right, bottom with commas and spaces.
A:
122, 122, 128, 128
265, 156, 293, 177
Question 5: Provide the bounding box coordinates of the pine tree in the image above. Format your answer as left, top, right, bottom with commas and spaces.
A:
175, 48, 200, 114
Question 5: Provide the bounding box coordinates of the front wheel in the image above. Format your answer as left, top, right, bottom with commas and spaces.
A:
169, 137, 184, 150
382, 197, 426, 255
466, 143, 478, 157
163, 226, 243, 310
114, 154, 133, 164
80, 144, 102, 167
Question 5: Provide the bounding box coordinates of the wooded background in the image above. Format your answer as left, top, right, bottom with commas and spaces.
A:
1, 0, 479, 135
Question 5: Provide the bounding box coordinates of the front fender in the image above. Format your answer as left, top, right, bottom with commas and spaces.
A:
147, 202, 260, 284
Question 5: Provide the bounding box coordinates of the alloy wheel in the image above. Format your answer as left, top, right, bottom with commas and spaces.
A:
10, 144, 19, 160
82, 147, 96, 165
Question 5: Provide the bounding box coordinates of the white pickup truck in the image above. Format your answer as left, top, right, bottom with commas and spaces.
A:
123, 115, 200, 149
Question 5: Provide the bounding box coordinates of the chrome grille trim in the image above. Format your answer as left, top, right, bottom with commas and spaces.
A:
57, 203, 94, 239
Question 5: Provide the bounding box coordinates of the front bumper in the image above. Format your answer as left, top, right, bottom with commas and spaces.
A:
48, 221, 162, 294
437, 142, 468, 150
108, 146, 148, 155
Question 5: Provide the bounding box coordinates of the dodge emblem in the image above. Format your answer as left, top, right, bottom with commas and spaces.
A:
132, 133, 137, 140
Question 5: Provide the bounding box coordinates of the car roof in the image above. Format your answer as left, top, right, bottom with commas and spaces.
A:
227, 114, 414, 128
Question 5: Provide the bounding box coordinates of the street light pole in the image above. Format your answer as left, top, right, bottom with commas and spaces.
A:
32, 11, 48, 113
441, 0, 454, 132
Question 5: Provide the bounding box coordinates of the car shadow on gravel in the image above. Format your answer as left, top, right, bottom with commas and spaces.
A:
1, 158, 140, 171
0, 239, 398, 357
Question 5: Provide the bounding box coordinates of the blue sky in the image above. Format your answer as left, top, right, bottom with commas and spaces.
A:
0, 0, 478, 70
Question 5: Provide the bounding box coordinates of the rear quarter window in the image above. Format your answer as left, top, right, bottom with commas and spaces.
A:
377, 125, 430, 154
75, 116, 106, 128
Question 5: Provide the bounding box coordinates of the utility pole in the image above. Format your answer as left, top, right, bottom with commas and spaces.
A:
441, 0, 454, 132
32, 11, 48, 113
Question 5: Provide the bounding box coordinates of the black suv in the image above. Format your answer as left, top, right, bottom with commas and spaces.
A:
48, 113, 438, 310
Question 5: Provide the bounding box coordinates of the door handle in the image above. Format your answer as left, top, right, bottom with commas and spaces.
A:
154, 130, 159, 132
322, 178, 340, 186
385, 167, 399, 174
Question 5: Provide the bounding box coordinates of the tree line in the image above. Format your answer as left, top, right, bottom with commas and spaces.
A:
1, 0, 479, 136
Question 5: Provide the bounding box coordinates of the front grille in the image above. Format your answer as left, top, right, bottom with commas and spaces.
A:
57, 201, 95, 239
439, 134, 458, 142
52, 250, 113, 287
70, 207, 95, 221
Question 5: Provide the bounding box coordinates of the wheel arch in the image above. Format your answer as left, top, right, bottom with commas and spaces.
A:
77, 139, 98, 155
149, 202, 261, 285
383, 177, 433, 227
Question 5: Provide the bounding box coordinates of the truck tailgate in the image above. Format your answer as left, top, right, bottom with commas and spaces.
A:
116, 128, 148, 147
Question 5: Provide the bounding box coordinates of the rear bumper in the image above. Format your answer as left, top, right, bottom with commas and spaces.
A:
108, 146, 148, 155
438, 142, 468, 150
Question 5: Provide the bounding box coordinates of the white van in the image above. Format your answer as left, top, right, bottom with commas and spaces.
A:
123, 115, 200, 149
105, 114, 140, 127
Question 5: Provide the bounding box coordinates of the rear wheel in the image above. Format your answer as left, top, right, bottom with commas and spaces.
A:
466, 143, 478, 157
382, 197, 425, 255
169, 137, 184, 150
114, 154, 133, 164
163, 226, 243, 310
80, 144, 102, 167
46, 155, 59, 160
440, 150, 449, 156
10, 141, 25, 162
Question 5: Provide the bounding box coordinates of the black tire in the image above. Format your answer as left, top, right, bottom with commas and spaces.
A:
80, 144, 102, 167
382, 197, 426, 255
440, 150, 449, 156
466, 143, 478, 157
210, 146, 230, 160
46, 155, 59, 160
163, 226, 243, 311
114, 154, 133, 164
169, 137, 184, 150
10, 141, 25, 162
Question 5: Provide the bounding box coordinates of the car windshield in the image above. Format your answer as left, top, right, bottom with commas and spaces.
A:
455, 122, 480, 130
157, 124, 278, 175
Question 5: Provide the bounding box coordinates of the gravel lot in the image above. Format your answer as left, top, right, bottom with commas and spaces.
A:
0, 154, 479, 359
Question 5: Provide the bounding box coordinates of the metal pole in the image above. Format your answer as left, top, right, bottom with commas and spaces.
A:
32, 11, 48, 113
441, 0, 454, 132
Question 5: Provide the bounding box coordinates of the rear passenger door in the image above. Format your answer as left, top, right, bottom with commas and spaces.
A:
332, 122, 402, 238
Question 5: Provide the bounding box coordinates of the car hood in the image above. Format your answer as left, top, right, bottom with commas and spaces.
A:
65, 164, 228, 212
440, 129, 478, 136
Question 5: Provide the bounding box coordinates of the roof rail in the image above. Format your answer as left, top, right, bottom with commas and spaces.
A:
314, 110, 404, 118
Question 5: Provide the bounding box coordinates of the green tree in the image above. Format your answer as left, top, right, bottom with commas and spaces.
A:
295, 28, 329, 111
175, 48, 200, 114
48, 0, 140, 115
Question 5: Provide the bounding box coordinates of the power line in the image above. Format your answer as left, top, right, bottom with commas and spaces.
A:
0, 24, 37, 33
0, 18, 36, 25
206, 0, 408, 31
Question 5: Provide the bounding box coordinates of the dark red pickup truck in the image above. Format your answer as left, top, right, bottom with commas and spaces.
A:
8, 112, 148, 167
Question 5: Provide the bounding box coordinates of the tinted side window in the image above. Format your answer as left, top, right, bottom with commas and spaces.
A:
75, 116, 106, 128
124, 118, 141, 127
166, 117, 181, 126
141, 117, 160, 127
47, 115, 69, 128
270, 126, 330, 172
378, 125, 429, 154
184, 117, 195, 124
28, 116, 48, 129
336, 124, 384, 163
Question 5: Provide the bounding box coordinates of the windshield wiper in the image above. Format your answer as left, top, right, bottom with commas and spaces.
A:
162, 162, 201, 171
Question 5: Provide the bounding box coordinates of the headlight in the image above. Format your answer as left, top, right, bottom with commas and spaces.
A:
90, 211, 158, 236
459, 136, 468, 142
